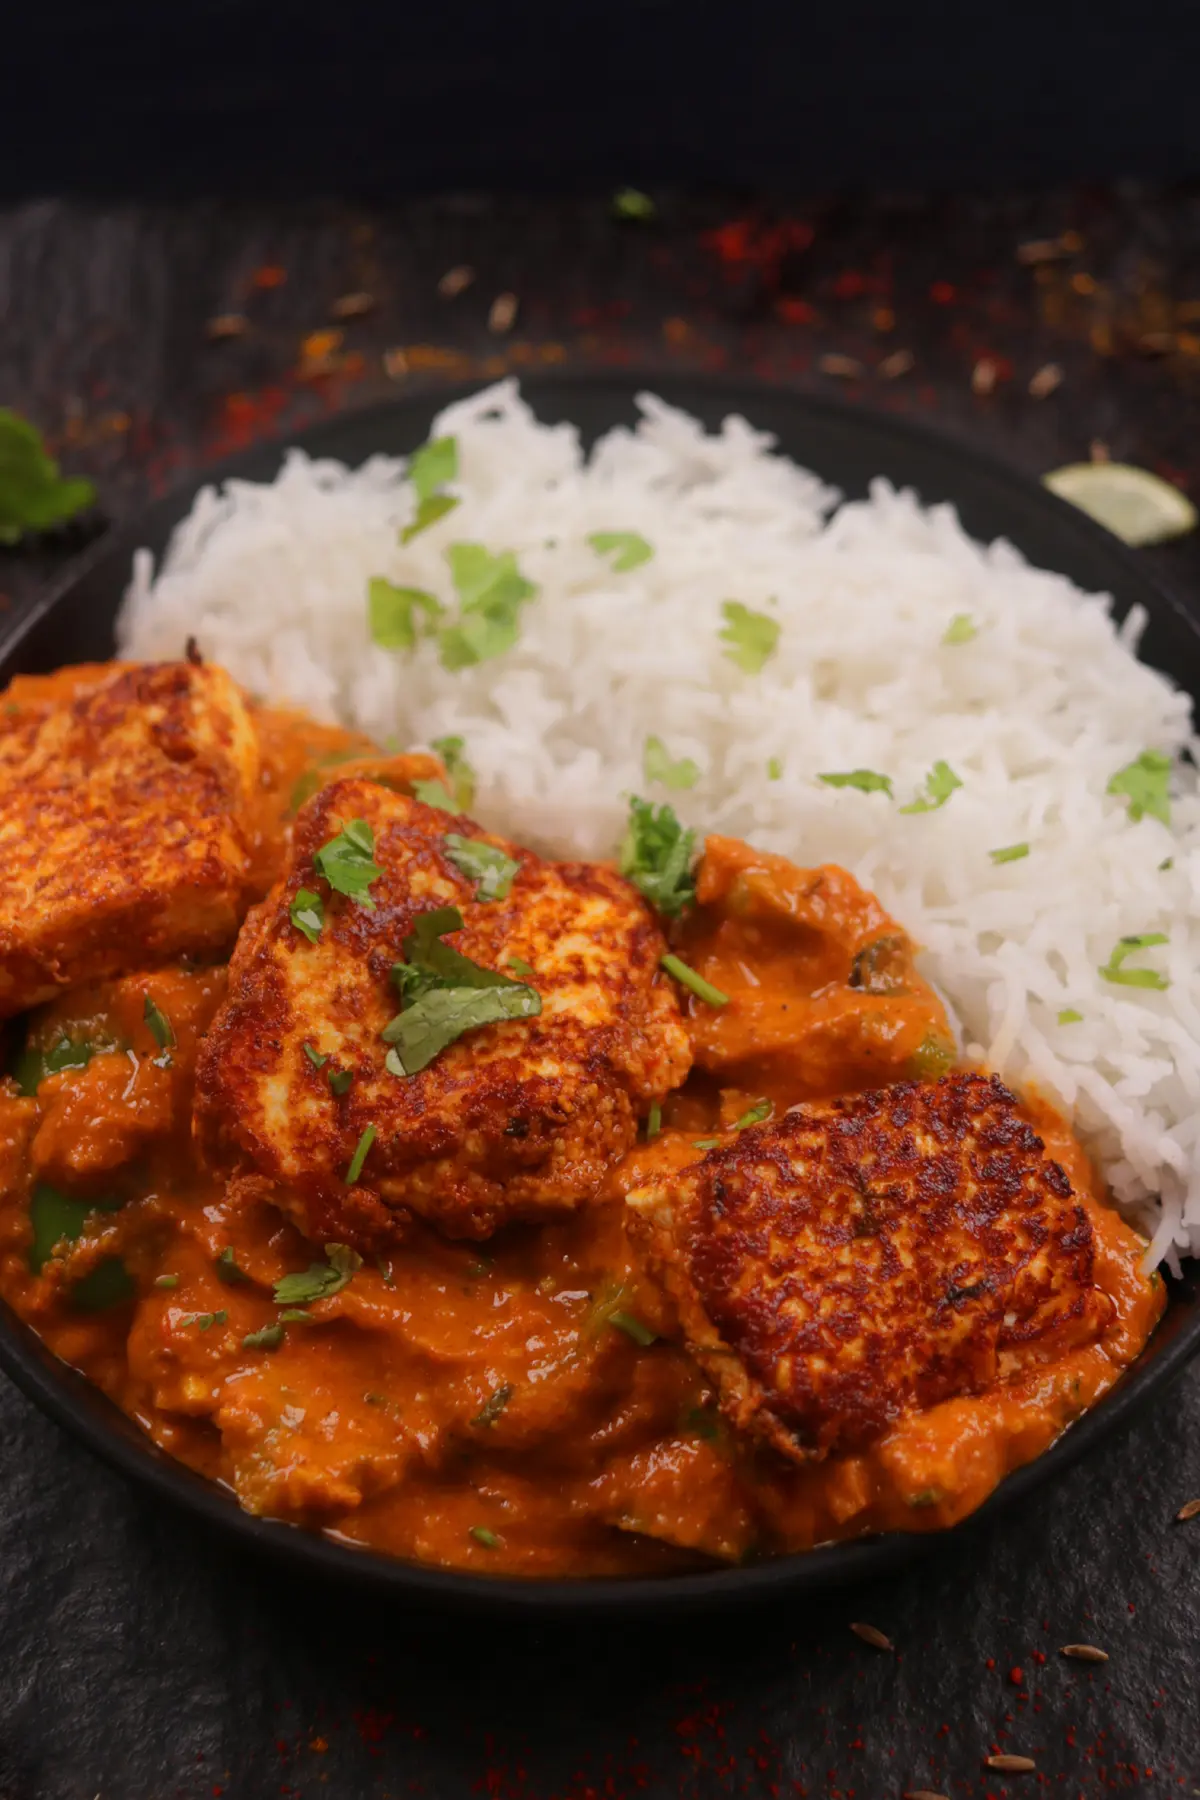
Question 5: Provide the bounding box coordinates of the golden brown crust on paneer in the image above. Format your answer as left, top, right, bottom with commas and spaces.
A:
625, 1072, 1113, 1462
194, 779, 691, 1243
0, 662, 258, 1017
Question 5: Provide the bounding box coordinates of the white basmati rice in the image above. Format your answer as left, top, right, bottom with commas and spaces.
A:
117, 378, 1200, 1267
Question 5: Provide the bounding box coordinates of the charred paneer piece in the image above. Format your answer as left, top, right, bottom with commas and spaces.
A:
0, 661, 258, 1017
625, 1072, 1113, 1462
194, 779, 691, 1243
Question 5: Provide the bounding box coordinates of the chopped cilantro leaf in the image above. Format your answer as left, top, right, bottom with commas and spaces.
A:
412, 778, 457, 811
990, 843, 1030, 864
430, 734, 476, 810
303, 1042, 329, 1069
619, 796, 698, 918
1098, 932, 1170, 990
143, 995, 175, 1050
661, 953, 729, 1008
471, 1383, 514, 1428
899, 760, 962, 815
242, 1323, 285, 1351
273, 1243, 362, 1306
643, 735, 700, 791
0, 409, 96, 544
327, 1067, 354, 1096
216, 1247, 251, 1286
28, 1184, 123, 1275
345, 1125, 376, 1184
383, 907, 542, 1073
408, 435, 457, 504
612, 188, 655, 220
693, 1138, 721, 1150
154, 1273, 180, 1290
438, 542, 537, 670
608, 1310, 658, 1346
290, 887, 325, 942
367, 577, 443, 651
314, 819, 382, 908
587, 530, 654, 572
719, 600, 779, 674
1107, 749, 1171, 825
182, 1310, 227, 1331
767, 756, 783, 781
279, 1308, 312, 1323
818, 769, 893, 797
1057, 1008, 1083, 1025
469, 1526, 500, 1548
400, 492, 459, 544
443, 832, 521, 901
942, 613, 977, 645
508, 956, 535, 977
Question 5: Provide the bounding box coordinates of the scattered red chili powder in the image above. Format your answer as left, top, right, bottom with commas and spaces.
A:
252, 265, 288, 289
1010, 1668, 1024, 1687
929, 281, 957, 305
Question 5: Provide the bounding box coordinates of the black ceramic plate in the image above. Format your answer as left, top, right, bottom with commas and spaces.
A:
2, 373, 1198, 1616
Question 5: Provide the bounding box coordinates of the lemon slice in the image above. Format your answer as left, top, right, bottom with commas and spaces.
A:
1043, 462, 1197, 547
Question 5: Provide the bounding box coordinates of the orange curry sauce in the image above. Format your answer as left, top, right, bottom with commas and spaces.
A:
0, 695, 1164, 1577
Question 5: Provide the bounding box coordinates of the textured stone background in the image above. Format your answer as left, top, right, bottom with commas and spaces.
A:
2, 189, 1200, 1799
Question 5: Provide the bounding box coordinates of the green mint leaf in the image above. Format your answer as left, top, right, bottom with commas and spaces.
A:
408, 435, 457, 504
400, 492, 459, 545
1098, 932, 1170, 990
990, 843, 1030, 864
942, 613, 977, 645
643, 736, 700, 791
818, 769, 893, 797
313, 819, 382, 908
618, 797, 698, 918
587, 531, 654, 572
0, 409, 96, 544
719, 600, 779, 675
367, 577, 443, 651
1107, 750, 1172, 825
143, 995, 175, 1050
443, 832, 521, 901
661, 953, 730, 1008
290, 887, 326, 942
899, 760, 963, 815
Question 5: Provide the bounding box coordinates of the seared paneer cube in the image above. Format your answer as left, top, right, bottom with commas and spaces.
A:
0, 661, 258, 1017
194, 780, 691, 1243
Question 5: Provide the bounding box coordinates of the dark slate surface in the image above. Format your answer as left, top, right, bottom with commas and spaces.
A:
2, 190, 1200, 1799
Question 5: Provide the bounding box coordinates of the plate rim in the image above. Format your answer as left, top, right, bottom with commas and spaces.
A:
2, 368, 1198, 1613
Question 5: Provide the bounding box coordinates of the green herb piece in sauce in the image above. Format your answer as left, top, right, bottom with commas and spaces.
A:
367, 577, 443, 651
443, 833, 521, 901
908, 1033, 956, 1080
1058, 1008, 1083, 1025
430, 734, 477, 811
732, 1099, 772, 1130
619, 797, 698, 918
327, 1067, 354, 1096
507, 956, 535, 977
643, 735, 700, 791
287, 747, 365, 816
242, 1323, 285, 1351
818, 768, 893, 797
942, 613, 977, 645
608, 1309, 658, 1347
587, 530, 654, 573
1099, 933, 1170, 990
73, 1258, 135, 1312
990, 842, 1030, 864
661, 953, 729, 1008
313, 818, 382, 908
13, 1033, 103, 1097
143, 995, 175, 1051
411, 778, 457, 811
28, 1183, 122, 1275
469, 1526, 500, 1549
290, 887, 325, 943
303, 1042, 329, 1069
1107, 749, 1172, 826
899, 760, 962, 815
181, 1310, 227, 1331
612, 188, 656, 220
0, 409, 96, 544
693, 1138, 721, 1151
409, 435, 458, 504
471, 1383, 514, 1428
438, 543, 537, 670
645, 1101, 662, 1141
154, 1273, 180, 1290
279, 1308, 313, 1323
216, 1246, 251, 1286
719, 600, 779, 674
383, 906, 541, 1075
345, 1125, 376, 1184
400, 492, 460, 545
273, 1243, 363, 1306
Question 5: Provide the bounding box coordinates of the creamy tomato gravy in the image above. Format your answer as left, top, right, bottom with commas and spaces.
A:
0, 702, 1164, 1576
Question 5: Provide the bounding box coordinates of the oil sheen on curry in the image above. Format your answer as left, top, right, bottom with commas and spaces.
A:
0, 660, 1164, 1577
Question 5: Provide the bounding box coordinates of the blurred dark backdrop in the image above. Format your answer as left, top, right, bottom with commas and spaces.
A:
5, 0, 1200, 199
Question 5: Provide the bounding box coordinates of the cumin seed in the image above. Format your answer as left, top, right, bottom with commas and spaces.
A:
488, 292, 519, 334
818, 353, 864, 380
1028, 362, 1063, 399
984, 1755, 1035, 1772
1176, 1497, 1200, 1521
904, 1791, 950, 1800
878, 348, 915, 380
849, 1621, 892, 1651
331, 292, 375, 319
438, 265, 476, 299
1061, 1644, 1108, 1663
205, 313, 249, 341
